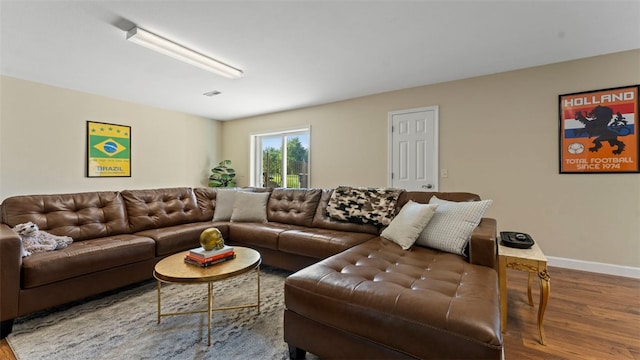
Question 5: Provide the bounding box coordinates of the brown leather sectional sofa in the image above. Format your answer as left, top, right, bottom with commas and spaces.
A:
0, 187, 502, 359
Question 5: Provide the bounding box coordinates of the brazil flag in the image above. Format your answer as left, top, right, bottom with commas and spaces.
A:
90, 137, 130, 158
87, 121, 131, 177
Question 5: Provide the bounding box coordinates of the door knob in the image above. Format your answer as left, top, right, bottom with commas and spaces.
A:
422, 184, 433, 189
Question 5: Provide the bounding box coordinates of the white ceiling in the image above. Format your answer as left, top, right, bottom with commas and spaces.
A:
1, 1, 639, 121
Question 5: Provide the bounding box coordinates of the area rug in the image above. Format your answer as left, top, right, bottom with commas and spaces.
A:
7, 266, 311, 360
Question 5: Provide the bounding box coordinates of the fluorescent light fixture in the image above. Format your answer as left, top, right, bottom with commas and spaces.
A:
126, 27, 243, 79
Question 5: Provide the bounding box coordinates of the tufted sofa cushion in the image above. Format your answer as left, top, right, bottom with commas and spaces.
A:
21, 234, 155, 288
285, 237, 502, 359
279, 228, 377, 259
193, 187, 217, 220
396, 191, 481, 211
1, 191, 130, 240
122, 188, 207, 233
267, 188, 322, 227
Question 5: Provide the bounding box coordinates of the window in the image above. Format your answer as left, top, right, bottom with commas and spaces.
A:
251, 128, 310, 188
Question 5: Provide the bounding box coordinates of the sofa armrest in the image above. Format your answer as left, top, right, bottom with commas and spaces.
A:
0, 224, 22, 321
468, 218, 498, 269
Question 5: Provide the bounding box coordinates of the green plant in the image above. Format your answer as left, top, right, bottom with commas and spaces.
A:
208, 160, 237, 187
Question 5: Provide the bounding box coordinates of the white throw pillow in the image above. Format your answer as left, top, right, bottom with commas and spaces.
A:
381, 201, 438, 250
415, 196, 493, 255
212, 189, 236, 221
230, 191, 270, 223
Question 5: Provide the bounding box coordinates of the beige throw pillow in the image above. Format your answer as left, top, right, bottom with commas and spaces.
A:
212, 189, 236, 222
230, 191, 270, 223
381, 200, 438, 250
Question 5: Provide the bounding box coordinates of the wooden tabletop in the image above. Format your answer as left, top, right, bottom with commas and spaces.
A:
154, 246, 261, 284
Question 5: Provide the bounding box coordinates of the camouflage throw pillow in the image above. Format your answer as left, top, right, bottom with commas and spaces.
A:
326, 186, 402, 226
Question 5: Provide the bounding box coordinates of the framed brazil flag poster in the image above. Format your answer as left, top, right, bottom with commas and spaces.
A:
86, 121, 131, 177
559, 85, 639, 174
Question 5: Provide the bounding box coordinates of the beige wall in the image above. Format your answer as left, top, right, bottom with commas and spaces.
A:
222, 50, 640, 268
0, 76, 222, 199
2, 51, 638, 269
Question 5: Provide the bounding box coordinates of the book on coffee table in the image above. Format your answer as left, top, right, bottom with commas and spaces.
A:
185, 250, 235, 264
184, 253, 236, 267
188, 245, 234, 258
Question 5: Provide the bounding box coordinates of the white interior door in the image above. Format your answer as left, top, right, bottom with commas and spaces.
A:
388, 106, 439, 191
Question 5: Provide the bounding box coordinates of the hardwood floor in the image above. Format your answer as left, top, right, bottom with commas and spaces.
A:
1, 266, 638, 359
503, 266, 640, 360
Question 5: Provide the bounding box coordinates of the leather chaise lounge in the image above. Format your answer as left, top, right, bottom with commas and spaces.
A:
284, 235, 501, 359
283, 190, 502, 359
0, 186, 502, 359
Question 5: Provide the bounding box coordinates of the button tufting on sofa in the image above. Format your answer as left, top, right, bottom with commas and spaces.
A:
2, 186, 500, 359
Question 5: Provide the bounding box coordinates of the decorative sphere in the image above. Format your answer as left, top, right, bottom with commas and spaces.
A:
199, 228, 224, 251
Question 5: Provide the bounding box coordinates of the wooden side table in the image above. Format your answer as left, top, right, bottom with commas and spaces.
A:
498, 241, 550, 345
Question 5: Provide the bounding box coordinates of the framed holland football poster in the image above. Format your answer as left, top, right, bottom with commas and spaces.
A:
86, 121, 131, 177
559, 85, 639, 174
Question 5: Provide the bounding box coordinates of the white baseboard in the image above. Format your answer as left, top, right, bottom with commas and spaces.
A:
547, 256, 640, 279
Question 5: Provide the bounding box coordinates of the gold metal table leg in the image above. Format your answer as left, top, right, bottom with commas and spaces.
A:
538, 270, 550, 345
257, 265, 261, 314
208, 281, 213, 346
157, 280, 161, 324
154, 263, 261, 346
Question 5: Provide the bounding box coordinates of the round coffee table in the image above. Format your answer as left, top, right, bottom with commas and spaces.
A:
153, 246, 261, 346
